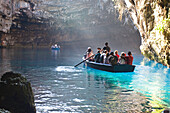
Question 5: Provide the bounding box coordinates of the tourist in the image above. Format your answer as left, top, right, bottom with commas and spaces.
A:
114, 50, 120, 59
126, 51, 133, 65
103, 42, 111, 53
108, 52, 118, 65
54, 44, 58, 48
97, 47, 102, 53
100, 50, 107, 63
108, 52, 114, 63
94, 50, 101, 63
85, 47, 94, 61
104, 52, 110, 64
119, 52, 126, 64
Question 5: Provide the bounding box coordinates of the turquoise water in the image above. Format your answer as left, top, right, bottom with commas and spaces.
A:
0, 47, 169, 112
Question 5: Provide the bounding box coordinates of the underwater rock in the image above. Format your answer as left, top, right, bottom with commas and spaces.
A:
0, 71, 36, 113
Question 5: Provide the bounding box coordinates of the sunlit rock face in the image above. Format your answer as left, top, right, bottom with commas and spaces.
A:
0, 0, 140, 48
123, 0, 170, 66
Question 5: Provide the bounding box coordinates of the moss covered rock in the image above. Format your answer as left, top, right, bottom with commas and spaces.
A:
0, 72, 36, 113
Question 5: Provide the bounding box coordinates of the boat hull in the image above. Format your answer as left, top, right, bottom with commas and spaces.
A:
86, 61, 135, 72
51, 47, 60, 50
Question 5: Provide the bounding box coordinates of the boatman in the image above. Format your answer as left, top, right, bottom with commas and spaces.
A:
103, 42, 111, 53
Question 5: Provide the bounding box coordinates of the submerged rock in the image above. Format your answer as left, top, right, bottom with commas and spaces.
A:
0, 71, 36, 113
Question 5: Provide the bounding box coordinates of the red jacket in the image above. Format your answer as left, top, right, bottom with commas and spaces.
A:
115, 54, 119, 59
125, 55, 133, 65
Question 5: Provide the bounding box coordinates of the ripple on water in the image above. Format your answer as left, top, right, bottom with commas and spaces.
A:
55, 66, 84, 73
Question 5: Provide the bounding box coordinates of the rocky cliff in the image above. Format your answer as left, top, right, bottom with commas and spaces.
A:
113, 0, 170, 66
0, 0, 54, 47
0, 0, 139, 47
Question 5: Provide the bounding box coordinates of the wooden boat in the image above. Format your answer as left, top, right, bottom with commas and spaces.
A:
51, 47, 60, 50
86, 61, 135, 72
51, 44, 60, 50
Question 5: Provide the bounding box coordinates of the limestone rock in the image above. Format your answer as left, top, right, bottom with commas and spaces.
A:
0, 71, 36, 113
0, 0, 117, 47
115, 0, 170, 66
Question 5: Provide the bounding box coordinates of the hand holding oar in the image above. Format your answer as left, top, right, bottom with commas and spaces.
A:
74, 54, 95, 67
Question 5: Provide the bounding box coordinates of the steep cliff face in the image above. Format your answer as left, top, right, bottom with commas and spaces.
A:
114, 0, 170, 66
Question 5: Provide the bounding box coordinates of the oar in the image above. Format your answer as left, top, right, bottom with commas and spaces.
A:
74, 54, 95, 67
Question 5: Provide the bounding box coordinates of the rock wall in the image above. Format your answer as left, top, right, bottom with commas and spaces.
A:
114, 0, 170, 66
0, 71, 36, 113
0, 0, 54, 47
0, 0, 139, 48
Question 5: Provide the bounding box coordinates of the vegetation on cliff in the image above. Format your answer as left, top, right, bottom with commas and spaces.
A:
0, 71, 36, 113
112, 0, 170, 66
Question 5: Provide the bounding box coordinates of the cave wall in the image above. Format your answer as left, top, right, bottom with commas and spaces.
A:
0, 0, 56, 47
123, 0, 170, 66
0, 0, 139, 48
2, 0, 167, 66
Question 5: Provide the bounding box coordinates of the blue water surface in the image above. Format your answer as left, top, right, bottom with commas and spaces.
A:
0, 46, 169, 112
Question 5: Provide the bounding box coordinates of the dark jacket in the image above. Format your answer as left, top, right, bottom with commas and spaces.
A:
94, 53, 101, 63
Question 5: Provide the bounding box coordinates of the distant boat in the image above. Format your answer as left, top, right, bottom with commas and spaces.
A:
86, 61, 135, 72
51, 44, 60, 50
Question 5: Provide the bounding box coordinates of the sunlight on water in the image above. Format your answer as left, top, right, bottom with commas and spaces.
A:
55, 66, 83, 72
85, 61, 170, 109
73, 98, 85, 102
132, 63, 170, 108
0, 48, 169, 112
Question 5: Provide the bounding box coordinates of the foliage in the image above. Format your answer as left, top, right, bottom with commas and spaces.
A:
155, 18, 170, 34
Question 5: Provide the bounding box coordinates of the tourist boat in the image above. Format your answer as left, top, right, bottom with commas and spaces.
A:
86, 61, 135, 72
51, 44, 60, 50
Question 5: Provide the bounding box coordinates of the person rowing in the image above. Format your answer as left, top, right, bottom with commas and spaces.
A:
85, 47, 94, 61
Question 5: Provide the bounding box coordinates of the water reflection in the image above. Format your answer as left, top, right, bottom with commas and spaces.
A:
133, 57, 170, 107
85, 69, 152, 112
85, 57, 170, 109
0, 49, 12, 76
51, 49, 60, 59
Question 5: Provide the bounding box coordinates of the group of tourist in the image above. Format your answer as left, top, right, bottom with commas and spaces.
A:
85, 42, 133, 65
